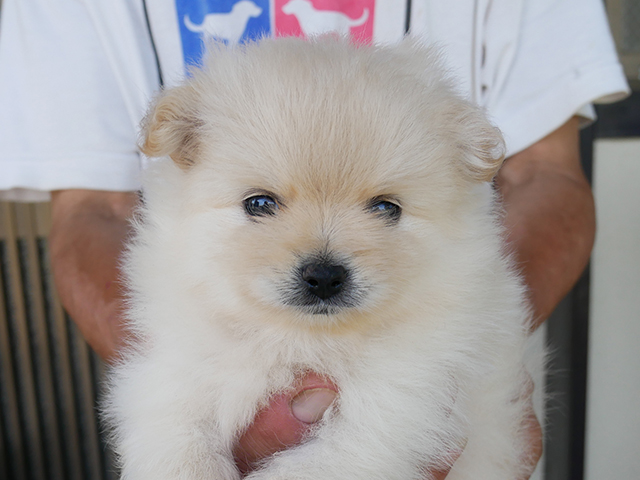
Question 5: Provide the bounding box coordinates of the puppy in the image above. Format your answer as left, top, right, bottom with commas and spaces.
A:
106, 37, 540, 480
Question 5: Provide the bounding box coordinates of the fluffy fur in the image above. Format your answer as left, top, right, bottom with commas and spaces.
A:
106, 37, 540, 480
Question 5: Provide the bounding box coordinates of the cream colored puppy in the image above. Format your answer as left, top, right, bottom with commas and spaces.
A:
106, 37, 539, 480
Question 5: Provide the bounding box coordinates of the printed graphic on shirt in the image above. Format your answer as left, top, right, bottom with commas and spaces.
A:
176, 0, 374, 69
275, 0, 373, 42
177, 0, 271, 67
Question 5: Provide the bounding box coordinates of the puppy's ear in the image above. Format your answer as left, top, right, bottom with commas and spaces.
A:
456, 107, 506, 183
397, 40, 506, 183
139, 85, 202, 169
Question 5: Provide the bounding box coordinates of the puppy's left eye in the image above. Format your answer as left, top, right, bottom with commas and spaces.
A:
244, 195, 280, 217
368, 198, 401, 223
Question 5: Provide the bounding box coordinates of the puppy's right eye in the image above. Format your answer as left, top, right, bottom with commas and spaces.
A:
367, 197, 402, 224
244, 195, 279, 217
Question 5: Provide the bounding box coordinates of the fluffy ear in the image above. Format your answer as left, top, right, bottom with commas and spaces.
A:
395, 39, 506, 183
139, 85, 202, 169
456, 107, 506, 182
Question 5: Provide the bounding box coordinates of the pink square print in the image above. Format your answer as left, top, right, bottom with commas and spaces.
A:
274, 0, 374, 43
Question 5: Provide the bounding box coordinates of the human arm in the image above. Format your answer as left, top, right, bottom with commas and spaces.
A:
496, 116, 595, 330
50, 189, 138, 361
492, 115, 595, 478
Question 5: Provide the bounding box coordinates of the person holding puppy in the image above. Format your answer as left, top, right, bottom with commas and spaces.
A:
0, 0, 629, 478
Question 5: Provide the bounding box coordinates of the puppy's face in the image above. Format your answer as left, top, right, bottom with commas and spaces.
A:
140, 38, 505, 330
238, 190, 401, 317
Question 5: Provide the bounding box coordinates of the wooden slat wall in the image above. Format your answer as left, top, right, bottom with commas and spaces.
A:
0, 201, 116, 480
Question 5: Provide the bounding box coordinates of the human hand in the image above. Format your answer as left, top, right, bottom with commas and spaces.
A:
233, 372, 464, 479
425, 374, 542, 480
233, 372, 338, 474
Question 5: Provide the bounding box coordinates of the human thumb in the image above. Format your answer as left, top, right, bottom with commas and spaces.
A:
234, 373, 337, 474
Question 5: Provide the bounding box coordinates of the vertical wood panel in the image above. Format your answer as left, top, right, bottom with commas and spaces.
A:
69, 320, 104, 480
13, 203, 65, 480
0, 202, 47, 480
0, 206, 27, 480
0, 201, 111, 480
34, 203, 85, 480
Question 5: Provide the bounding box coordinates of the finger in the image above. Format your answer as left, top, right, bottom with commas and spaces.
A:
514, 370, 543, 480
518, 371, 535, 401
291, 387, 339, 424
431, 468, 451, 480
424, 439, 466, 480
233, 373, 337, 474
518, 402, 543, 480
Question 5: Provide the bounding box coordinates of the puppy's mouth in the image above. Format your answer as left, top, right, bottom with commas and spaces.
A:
294, 303, 349, 316
280, 258, 365, 315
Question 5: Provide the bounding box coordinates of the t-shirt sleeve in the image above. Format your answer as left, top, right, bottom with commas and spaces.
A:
482, 0, 630, 157
0, 0, 146, 201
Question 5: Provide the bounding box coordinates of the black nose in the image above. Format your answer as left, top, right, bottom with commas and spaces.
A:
301, 263, 347, 300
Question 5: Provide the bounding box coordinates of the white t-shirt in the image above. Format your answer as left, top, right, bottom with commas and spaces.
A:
0, 0, 629, 201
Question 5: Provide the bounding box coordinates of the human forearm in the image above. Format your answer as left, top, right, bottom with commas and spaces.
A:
49, 189, 138, 362
496, 116, 595, 329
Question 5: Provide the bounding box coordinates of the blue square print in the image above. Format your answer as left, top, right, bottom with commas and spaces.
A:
176, 0, 271, 69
